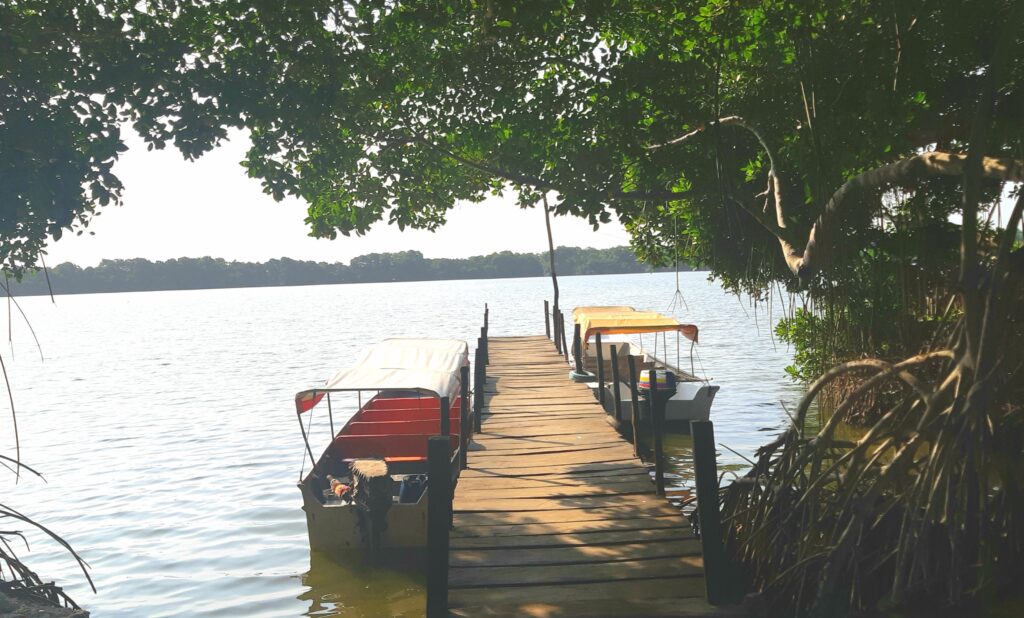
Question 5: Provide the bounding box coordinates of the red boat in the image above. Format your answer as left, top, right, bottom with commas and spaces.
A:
293, 338, 469, 552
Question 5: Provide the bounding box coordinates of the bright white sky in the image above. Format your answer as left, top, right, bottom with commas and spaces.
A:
43, 129, 631, 267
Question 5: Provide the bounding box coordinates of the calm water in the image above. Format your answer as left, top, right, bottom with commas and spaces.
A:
2, 272, 802, 617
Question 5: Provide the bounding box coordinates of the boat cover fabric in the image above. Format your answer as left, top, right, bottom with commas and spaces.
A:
571, 306, 636, 320
572, 307, 699, 349
295, 338, 468, 412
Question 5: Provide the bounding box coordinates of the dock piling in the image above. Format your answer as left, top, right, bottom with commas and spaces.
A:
651, 392, 666, 496
426, 436, 452, 618
691, 420, 730, 605
559, 311, 569, 362
473, 346, 484, 433
480, 327, 488, 365
610, 345, 623, 422
439, 396, 450, 437
572, 323, 584, 373
544, 300, 550, 339
594, 332, 606, 409
557, 311, 565, 354
627, 355, 641, 457
459, 365, 469, 470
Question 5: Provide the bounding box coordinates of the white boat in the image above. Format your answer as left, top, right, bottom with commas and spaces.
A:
292, 338, 468, 553
571, 306, 719, 424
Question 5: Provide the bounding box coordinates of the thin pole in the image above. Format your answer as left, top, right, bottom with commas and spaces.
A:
326, 393, 335, 437
296, 410, 317, 474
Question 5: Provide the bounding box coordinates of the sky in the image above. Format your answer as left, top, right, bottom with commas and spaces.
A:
43, 130, 631, 267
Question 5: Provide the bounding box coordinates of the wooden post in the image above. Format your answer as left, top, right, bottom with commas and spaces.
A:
557, 309, 565, 351
426, 436, 452, 617
572, 323, 584, 373
651, 391, 667, 496
627, 356, 642, 457
691, 420, 729, 605
559, 311, 569, 362
459, 365, 469, 470
473, 347, 484, 433
595, 332, 605, 408
439, 396, 450, 437
610, 345, 623, 422
544, 300, 550, 339
480, 326, 488, 365
484, 303, 488, 331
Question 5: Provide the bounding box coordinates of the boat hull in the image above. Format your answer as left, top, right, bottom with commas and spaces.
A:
300, 480, 428, 552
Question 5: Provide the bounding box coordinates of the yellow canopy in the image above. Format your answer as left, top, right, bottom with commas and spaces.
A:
572, 307, 699, 348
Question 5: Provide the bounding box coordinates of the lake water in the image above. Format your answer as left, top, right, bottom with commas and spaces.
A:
2, 272, 802, 617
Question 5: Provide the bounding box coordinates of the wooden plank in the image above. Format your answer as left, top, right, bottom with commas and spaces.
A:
451, 540, 700, 568
452, 514, 685, 538
453, 505, 682, 527
447, 335, 716, 616
459, 461, 646, 478
450, 556, 704, 588
448, 577, 706, 606
454, 481, 654, 500
449, 597, 741, 617
451, 526, 693, 549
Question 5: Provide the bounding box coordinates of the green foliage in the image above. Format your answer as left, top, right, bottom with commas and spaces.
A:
775, 308, 832, 383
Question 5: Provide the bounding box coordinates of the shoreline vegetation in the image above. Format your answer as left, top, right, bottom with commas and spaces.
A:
8, 247, 693, 297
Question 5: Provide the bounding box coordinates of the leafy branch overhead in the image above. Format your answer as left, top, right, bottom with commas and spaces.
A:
2, 1, 1022, 293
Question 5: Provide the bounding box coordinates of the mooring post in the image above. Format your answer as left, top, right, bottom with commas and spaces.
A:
484, 303, 488, 331
691, 420, 729, 605
480, 326, 488, 365
572, 323, 584, 373
439, 396, 450, 437
544, 300, 550, 339
559, 311, 569, 362
557, 311, 565, 354
473, 346, 484, 433
610, 345, 623, 422
595, 332, 606, 409
426, 436, 452, 618
627, 356, 642, 457
459, 365, 470, 470
651, 392, 666, 496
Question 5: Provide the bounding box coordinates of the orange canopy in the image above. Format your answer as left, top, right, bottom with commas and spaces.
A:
572, 306, 699, 349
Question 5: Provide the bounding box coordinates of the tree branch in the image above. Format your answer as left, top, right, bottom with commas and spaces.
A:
797, 152, 1024, 277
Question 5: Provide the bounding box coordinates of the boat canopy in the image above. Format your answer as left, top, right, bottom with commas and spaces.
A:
573, 307, 699, 349
295, 338, 469, 413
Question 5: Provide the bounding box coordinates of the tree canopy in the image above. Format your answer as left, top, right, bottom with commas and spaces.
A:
4, 1, 1021, 282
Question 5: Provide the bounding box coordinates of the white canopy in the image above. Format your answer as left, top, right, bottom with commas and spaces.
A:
295, 338, 469, 412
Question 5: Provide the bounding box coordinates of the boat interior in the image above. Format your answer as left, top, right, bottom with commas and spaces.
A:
308, 394, 462, 504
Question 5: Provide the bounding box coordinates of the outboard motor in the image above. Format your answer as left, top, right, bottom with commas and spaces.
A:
350, 459, 394, 551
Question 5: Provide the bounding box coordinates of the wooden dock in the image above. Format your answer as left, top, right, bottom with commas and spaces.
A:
447, 335, 733, 617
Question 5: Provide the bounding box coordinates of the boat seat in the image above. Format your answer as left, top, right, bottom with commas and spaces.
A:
332, 433, 459, 461
347, 419, 461, 435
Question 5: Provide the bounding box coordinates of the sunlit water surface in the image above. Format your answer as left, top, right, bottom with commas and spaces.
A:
3, 272, 802, 616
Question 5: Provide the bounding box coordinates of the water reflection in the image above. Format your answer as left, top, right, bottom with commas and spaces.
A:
299, 550, 425, 617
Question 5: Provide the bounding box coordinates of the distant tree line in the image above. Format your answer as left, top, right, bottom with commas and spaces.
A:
7, 247, 692, 296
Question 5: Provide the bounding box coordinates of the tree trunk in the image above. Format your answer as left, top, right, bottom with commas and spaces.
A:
543, 194, 559, 315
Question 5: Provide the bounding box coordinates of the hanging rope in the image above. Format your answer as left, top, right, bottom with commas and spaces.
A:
667, 206, 689, 315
